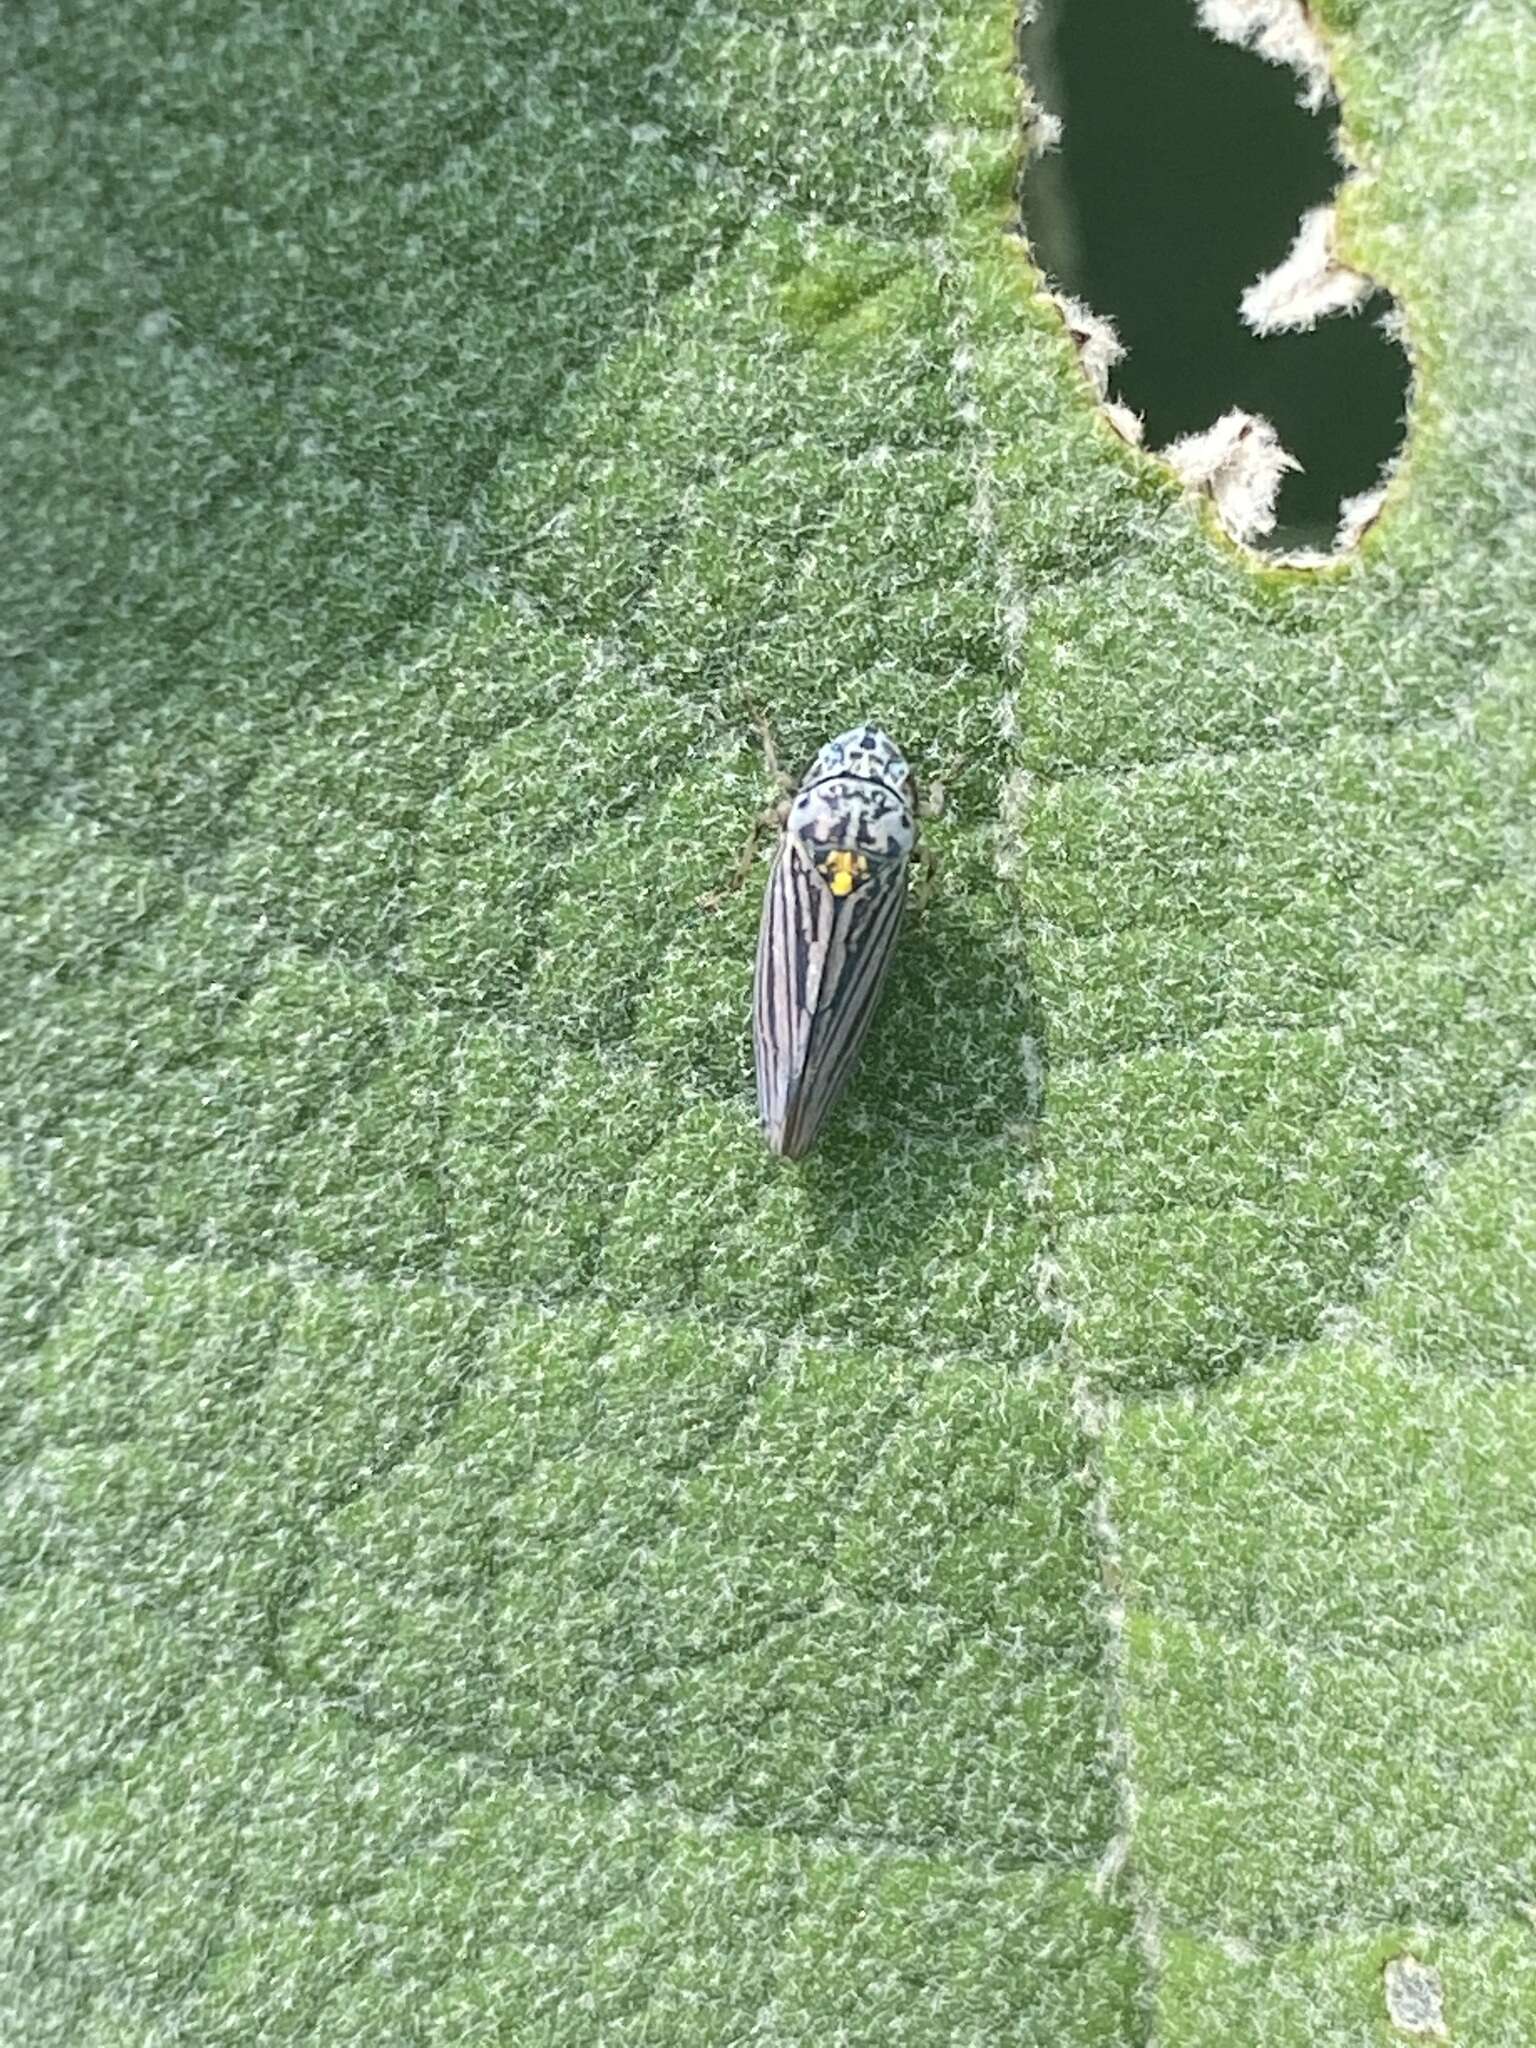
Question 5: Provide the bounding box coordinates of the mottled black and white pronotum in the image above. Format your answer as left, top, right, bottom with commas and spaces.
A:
754, 726, 917, 1158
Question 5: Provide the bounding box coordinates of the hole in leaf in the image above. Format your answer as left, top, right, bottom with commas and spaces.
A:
1019, 0, 1412, 554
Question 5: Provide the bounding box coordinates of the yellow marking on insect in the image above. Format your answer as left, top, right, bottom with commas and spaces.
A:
824, 849, 868, 898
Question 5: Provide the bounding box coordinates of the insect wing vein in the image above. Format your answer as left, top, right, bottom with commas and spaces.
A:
753, 833, 820, 1148
754, 832, 906, 1157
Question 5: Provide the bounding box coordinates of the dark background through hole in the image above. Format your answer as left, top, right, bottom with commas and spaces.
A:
1020, 0, 1411, 549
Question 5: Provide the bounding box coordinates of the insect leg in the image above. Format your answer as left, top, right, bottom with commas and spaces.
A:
743, 697, 797, 800
911, 840, 941, 914
699, 707, 798, 912
917, 748, 971, 824
699, 795, 790, 911
909, 751, 964, 914
758, 729, 796, 800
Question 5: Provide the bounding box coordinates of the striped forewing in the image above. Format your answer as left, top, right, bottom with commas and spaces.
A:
754, 832, 908, 1158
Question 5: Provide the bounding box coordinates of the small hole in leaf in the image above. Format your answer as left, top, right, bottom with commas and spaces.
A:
1019, 0, 1412, 554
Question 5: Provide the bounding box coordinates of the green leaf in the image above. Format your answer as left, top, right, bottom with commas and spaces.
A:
3, 0, 1533, 2041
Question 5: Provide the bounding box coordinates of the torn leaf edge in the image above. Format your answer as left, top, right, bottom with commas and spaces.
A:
1015, 0, 1415, 564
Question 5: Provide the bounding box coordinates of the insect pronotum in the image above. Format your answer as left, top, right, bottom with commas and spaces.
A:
753, 725, 918, 1159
